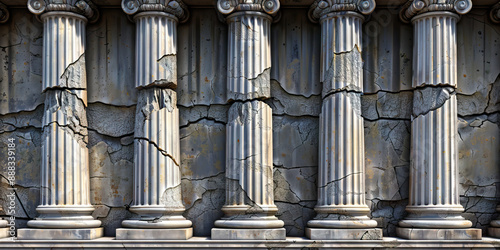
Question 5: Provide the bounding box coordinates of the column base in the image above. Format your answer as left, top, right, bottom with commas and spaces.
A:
211, 228, 286, 240
116, 228, 192, 240
121, 219, 192, 229
0, 228, 9, 238
17, 227, 103, 240
488, 227, 500, 238
396, 227, 481, 240
306, 228, 382, 240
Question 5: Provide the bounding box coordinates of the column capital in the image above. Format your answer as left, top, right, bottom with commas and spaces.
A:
399, 0, 472, 23
121, 0, 189, 23
308, 0, 376, 23
27, 0, 99, 22
0, 2, 9, 23
216, 0, 280, 18
490, 2, 500, 23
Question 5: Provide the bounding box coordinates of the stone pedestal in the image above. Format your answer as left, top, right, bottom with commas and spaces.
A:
305, 3, 381, 240
116, 1, 192, 240
0, 220, 8, 238
18, 2, 102, 240
212, 228, 286, 240
0, 228, 8, 239
17, 228, 103, 240
488, 206, 500, 237
116, 228, 193, 240
489, 228, 500, 238
211, 0, 285, 240
306, 228, 383, 240
396, 2, 481, 240
397, 228, 481, 240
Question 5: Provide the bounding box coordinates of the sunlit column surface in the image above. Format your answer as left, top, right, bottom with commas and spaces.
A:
116, 0, 192, 240
18, 0, 102, 240
396, 0, 481, 240
211, 0, 286, 240
305, 0, 382, 240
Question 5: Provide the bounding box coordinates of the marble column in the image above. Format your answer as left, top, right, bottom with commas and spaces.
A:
115, 0, 192, 240
305, 0, 382, 240
211, 0, 286, 240
17, 0, 102, 240
488, 2, 500, 238
396, 0, 481, 240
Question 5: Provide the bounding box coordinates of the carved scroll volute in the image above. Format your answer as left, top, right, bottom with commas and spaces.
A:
308, 0, 376, 23
399, 0, 472, 23
0, 2, 9, 23
27, 0, 47, 14
358, 0, 376, 14
121, 0, 189, 23
216, 0, 280, 22
453, 0, 472, 14
490, 2, 500, 24
28, 0, 100, 23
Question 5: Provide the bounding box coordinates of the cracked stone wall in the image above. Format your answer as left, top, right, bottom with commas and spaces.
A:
455, 8, 500, 233
0, 7, 498, 238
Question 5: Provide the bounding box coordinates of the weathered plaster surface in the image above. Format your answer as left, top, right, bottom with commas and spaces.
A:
0, 7, 498, 238
273, 115, 318, 168
87, 9, 136, 106
458, 115, 500, 232
0, 9, 43, 115
273, 115, 318, 236
362, 9, 413, 93
177, 9, 228, 107
364, 119, 410, 236
89, 141, 133, 236
87, 103, 135, 138
266, 80, 322, 117
0, 129, 41, 197
456, 9, 500, 117
180, 119, 226, 236
271, 9, 321, 97
0, 108, 42, 229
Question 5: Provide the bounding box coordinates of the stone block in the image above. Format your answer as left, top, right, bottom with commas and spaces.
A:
17, 228, 103, 240
306, 228, 383, 240
211, 228, 286, 240
396, 227, 481, 240
115, 228, 193, 240
0, 228, 9, 238
488, 227, 500, 238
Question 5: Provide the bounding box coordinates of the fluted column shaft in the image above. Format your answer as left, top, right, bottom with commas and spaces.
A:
398, 12, 470, 229
121, 12, 191, 229
214, 10, 283, 231
397, 10, 481, 240
225, 101, 274, 208
134, 13, 178, 88
307, 11, 377, 231
411, 14, 459, 208
226, 12, 271, 101
29, 11, 101, 229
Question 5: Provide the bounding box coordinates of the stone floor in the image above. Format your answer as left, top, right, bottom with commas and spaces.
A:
1, 237, 500, 249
